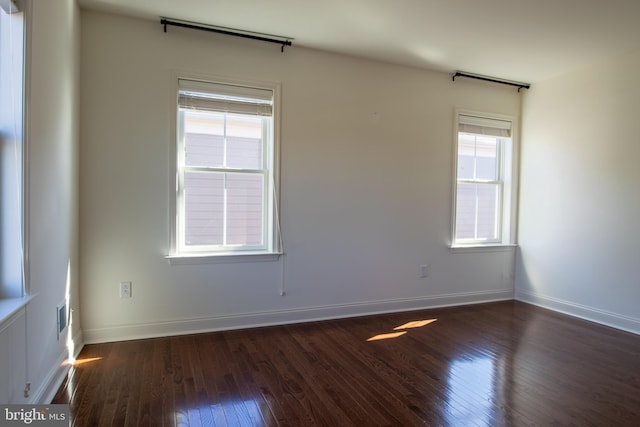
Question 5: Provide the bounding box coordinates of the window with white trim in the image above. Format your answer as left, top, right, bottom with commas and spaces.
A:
173, 78, 279, 257
1, 4, 25, 299
453, 112, 516, 247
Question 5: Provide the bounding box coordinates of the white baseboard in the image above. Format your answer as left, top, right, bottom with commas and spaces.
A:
83, 289, 513, 344
516, 290, 640, 336
32, 329, 84, 404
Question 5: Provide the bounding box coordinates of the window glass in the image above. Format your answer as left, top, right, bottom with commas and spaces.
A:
225, 173, 264, 246
475, 136, 498, 181
226, 114, 263, 170
184, 111, 224, 167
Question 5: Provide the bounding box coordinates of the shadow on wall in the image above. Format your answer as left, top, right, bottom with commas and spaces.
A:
514, 246, 538, 299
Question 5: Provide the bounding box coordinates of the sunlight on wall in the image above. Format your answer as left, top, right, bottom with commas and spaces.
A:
64, 260, 74, 364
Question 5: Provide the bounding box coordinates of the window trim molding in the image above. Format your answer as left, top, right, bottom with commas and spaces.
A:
0, 295, 34, 329
450, 109, 519, 249
167, 71, 282, 262
449, 244, 517, 253
165, 251, 282, 265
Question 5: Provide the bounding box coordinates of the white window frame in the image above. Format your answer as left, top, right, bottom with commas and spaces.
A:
451, 110, 518, 250
167, 74, 281, 264
1, 3, 28, 308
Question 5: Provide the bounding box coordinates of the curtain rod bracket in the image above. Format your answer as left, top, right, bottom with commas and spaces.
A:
453, 71, 530, 92
160, 17, 293, 52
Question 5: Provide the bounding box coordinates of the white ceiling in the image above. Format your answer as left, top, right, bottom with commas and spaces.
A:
78, 0, 640, 83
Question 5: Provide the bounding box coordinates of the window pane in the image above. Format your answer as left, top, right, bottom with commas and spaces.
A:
457, 133, 498, 181
183, 110, 263, 170
184, 110, 224, 167
475, 136, 498, 181
455, 183, 499, 241
226, 114, 263, 169
455, 183, 476, 240
183, 172, 224, 246
457, 134, 475, 180
476, 184, 499, 240
226, 173, 264, 246
184, 133, 224, 167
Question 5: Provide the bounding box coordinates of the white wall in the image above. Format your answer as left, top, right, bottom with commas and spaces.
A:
517, 49, 640, 334
80, 11, 521, 343
22, 0, 81, 403
0, 306, 26, 404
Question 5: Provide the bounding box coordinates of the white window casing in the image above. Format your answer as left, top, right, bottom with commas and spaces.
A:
167, 75, 281, 263
452, 110, 518, 249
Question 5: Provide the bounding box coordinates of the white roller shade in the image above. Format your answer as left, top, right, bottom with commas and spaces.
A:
178, 79, 273, 116
458, 114, 511, 138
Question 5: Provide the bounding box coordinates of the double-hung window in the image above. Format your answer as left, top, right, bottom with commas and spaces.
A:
452, 111, 516, 247
1, 2, 26, 300
173, 78, 280, 259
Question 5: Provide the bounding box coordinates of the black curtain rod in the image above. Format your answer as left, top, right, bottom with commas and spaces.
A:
161, 18, 292, 52
453, 71, 530, 92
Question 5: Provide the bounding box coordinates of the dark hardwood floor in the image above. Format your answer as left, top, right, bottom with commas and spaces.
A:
53, 301, 640, 426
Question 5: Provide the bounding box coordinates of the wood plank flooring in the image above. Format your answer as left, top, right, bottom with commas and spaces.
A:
52, 301, 640, 426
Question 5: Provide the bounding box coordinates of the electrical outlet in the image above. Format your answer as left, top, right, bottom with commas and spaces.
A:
420, 264, 430, 278
120, 281, 132, 298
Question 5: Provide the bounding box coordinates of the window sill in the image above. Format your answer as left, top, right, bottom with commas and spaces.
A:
0, 295, 34, 327
449, 244, 517, 253
166, 251, 282, 265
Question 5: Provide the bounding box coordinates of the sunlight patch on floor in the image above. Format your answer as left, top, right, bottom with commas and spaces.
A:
366, 331, 407, 341
393, 318, 437, 330
367, 318, 437, 341
66, 357, 103, 366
